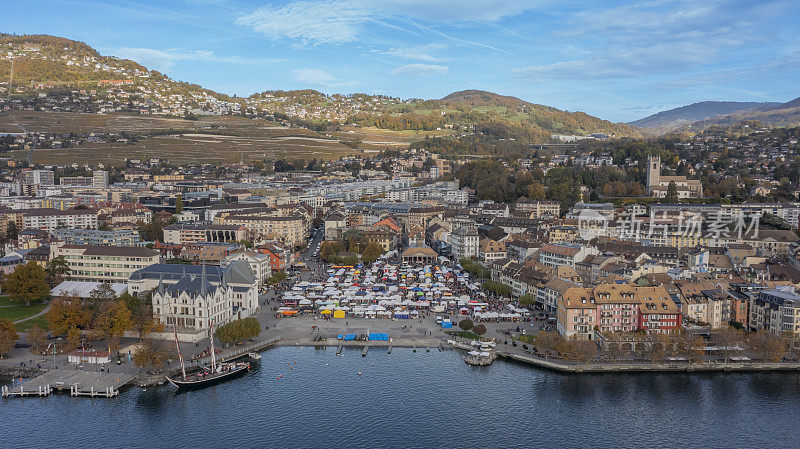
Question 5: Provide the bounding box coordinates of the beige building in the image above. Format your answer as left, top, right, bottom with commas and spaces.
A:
51, 243, 160, 283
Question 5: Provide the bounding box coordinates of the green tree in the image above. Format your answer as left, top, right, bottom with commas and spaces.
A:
459, 319, 474, 331
473, 324, 487, 336
45, 255, 71, 287
215, 317, 261, 344
2, 262, 50, 306
360, 242, 385, 264
0, 319, 18, 357
665, 180, 679, 203
6, 220, 19, 241
174, 194, 184, 214
518, 294, 536, 307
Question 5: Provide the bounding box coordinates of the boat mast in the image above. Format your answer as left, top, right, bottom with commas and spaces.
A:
203, 263, 218, 373
209, 317, 217, 373
172, 324, 187, 379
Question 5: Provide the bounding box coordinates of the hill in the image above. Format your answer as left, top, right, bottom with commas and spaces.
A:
0, 33, 641, 157
676, 96, 800, 132
630, 101, 778, 131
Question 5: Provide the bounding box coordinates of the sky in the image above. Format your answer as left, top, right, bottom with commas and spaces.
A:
4, 0, 800, 122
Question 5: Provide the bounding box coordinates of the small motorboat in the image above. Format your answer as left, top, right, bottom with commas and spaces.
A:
249, 352, 262, 360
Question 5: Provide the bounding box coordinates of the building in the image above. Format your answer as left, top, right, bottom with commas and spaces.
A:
52, 228, 141, 246
749, 286, 800, 336
163, 222, 246, 245
131, 262, 259, 330
24, 169, 55, 186
223, 250, 271, 286
19, 208, 99, 232
558, 283, 681, 340
450, 226, 479, 259
50, 243, 160, 283
646, 156, 703, 198
538, 243, 598, 269
92, 170, 109, 188
515, 199, 561, 218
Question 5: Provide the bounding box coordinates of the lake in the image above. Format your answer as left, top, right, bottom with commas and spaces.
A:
3, 346, 800, 448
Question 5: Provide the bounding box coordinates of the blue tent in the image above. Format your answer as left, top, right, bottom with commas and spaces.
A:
344, 334, 356, 341
441, 321, 453, 329
368, 333, 389, 341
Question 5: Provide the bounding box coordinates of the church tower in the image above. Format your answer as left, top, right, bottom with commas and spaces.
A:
646, 155, 660, 194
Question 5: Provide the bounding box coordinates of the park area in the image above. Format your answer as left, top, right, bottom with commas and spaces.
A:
0, 296, 49, 331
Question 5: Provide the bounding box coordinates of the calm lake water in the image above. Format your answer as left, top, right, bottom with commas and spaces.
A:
3, 346, 800, 448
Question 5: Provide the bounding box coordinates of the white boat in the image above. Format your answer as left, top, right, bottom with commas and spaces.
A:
248, 352, 262, 360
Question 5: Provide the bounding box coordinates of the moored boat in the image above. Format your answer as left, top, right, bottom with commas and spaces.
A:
167, 362, 250, 390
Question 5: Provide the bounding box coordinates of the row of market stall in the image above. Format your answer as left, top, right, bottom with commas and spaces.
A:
275, 261, 528, 322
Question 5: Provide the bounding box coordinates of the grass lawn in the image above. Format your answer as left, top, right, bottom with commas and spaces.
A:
445, 330, 483, 341
15, 316, 50, 332
0, 303, 47, 322
0, 295, 14, 306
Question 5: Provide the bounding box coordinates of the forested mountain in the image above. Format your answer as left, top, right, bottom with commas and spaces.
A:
0, 33, 642, 145
631, 101, 778, 132
675, 97, 800, 132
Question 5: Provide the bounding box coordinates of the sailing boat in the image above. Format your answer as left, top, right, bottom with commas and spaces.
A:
166, 266, 250, 390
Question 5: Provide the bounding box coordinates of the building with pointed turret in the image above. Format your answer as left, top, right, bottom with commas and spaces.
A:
130, 261, 259, 331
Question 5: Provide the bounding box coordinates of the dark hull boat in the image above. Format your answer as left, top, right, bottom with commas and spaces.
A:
167, 362, 250, 390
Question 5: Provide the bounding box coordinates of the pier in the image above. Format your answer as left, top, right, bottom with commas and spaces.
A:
2, 369, 134, 399
197, 337, 281, 365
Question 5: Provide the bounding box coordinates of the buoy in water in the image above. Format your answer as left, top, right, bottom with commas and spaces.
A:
358, 371, 362, 375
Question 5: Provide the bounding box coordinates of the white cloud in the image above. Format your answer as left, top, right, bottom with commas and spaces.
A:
235, 1, 369, 45
292, 68, 354, 87
113, 47, 282, 72
389, 63, 449, 77
514, 42, 711, 81
236, 0, 537, 45
114, 48, 213, 71
372, 44, 446, 62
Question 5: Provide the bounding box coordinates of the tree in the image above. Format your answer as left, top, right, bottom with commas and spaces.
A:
473, 324, 487, 336
518, 294, 535, 307
533, 331, 561, 358
215, 317, 261, 344
92, 299, 133, 350
0, 319, 17, 357
6, 220, 18, 240
360, 242, 385, 265
133, 338, 174, 373
47, 297, 91, 347
459, 319, 474, 331
27, 325, 48, 354
664, 180, 679, 203
320, 241, 345, 262
675, 331, 705, 363
747, 330, 787, 362
45, 255, 71, 287
174, 194, 184, 214
266, 270, 288, 286
713, 326, 744, 362
2, 262, 50, 306
90, 283, 118, 303
122, 292, 163, 341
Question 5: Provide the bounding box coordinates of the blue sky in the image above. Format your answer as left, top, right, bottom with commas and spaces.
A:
4, 0, 800, 121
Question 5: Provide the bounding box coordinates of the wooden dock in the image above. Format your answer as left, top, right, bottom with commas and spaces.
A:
196, 337, 281, 365
2, 369, 134, 399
